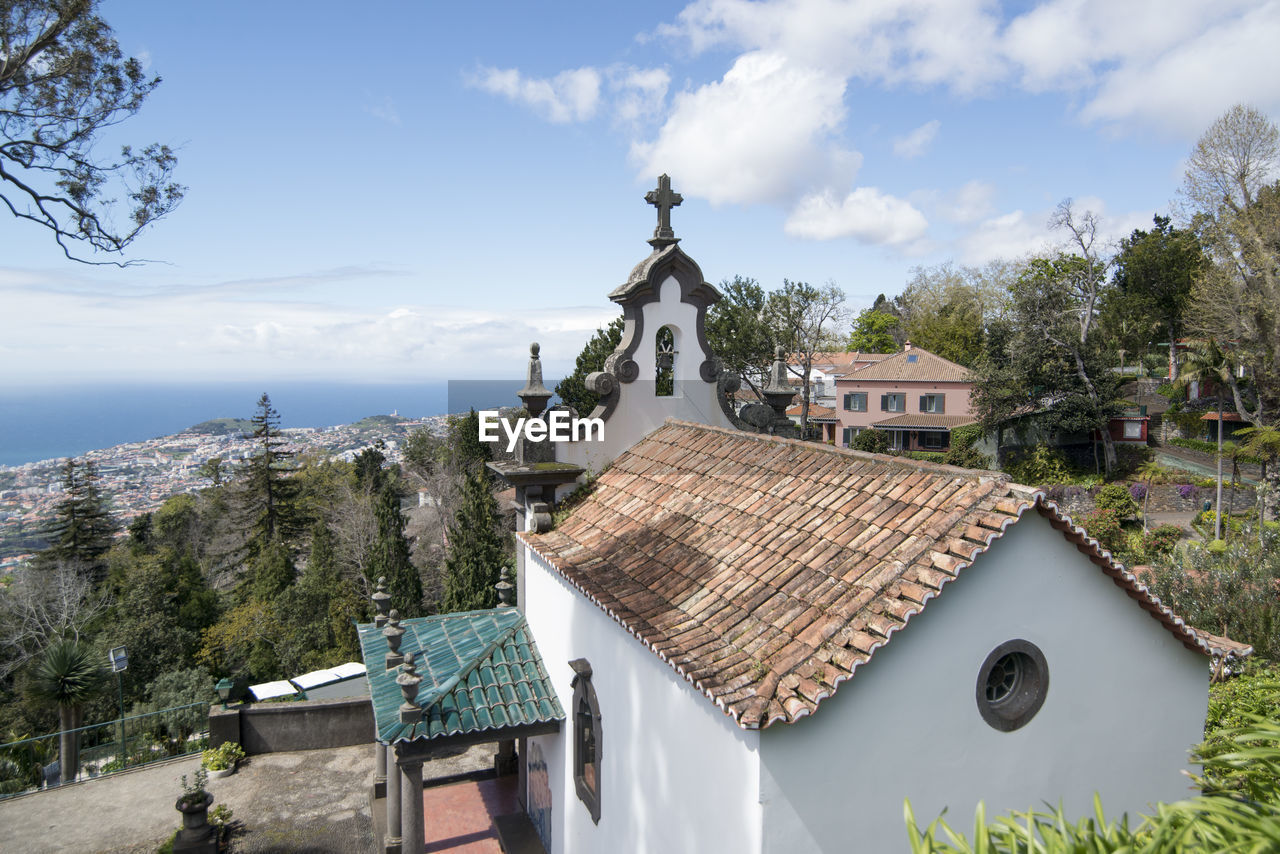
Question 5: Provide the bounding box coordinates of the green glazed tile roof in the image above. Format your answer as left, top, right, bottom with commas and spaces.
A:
357, 607, 564, 744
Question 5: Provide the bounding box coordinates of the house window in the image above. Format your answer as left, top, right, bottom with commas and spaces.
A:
976, 640, 1048, 732
570, 659, 601, 823
842, 427, 853, 446
921, 431, 945, 449
881, 393, 905, 412
844, 392, 867, 412
920, 394, 944, 414
1123, 421, 1142, 439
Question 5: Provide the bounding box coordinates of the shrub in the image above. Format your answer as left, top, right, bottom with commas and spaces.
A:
851, 429, 889, 454
1177, 483, 1195, 499
1082, 508, 1124, 552
1129, 483, 1147, 502
1093, 483, 1137, 517
1140, 524, 1182, 561
903, 451, 946, 463
1004, 446, 1074, 485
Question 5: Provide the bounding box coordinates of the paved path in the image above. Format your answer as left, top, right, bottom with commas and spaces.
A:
423, 775, 519, 853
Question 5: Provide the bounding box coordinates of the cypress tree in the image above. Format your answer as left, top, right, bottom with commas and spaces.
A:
371, 485, 422, 617
441, 467, 508, 613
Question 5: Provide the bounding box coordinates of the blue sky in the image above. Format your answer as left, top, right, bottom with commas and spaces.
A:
3, 0, 1278, 387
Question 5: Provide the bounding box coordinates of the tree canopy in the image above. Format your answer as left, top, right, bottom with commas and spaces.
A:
0, 0, 183, 262
555, 317, 624, 416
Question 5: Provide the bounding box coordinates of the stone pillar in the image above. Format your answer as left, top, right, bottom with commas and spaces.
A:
400, 758, 425, 854
374, 739, 387, 800
385, 743, 401, 854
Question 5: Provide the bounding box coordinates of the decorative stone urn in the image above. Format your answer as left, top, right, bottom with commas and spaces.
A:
206, 763, 235, 779
175, 791, 216, 849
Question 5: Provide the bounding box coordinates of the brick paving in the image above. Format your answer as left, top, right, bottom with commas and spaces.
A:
423, 775, 519, 853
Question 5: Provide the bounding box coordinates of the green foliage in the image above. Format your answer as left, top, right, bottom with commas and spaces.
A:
38, 458, 117, 578
1139, 524, 1183, 562
1199, 667, 1280, 796
445, 409, 493, 473
706, 277, 776, 395
1004, 446, 1074, 485
250, 539, 295, 602
441, 467, 508, 613
179, 768, 209, 806
0, 0, 184, 260
1094, 483, 1138, 517
851, 429, 890, 454
555, 317, 624, 416
943, 424, 991, 469
29, 639, 106, 710
1082, 508, 1125, 553
238, 394, 304, 560
1140, 525, 1280, 660
372, 485, 422, 618
847, 308, 899, 354
201, 741, 244, 771
902, 451, 946, 463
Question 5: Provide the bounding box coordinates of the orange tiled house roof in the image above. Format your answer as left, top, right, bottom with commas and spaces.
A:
521, 420, 1244, 730
845, 346, 971, 383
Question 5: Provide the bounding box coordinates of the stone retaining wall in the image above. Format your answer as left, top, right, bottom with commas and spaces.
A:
1042, 483, 1257, 519
209, 696, 374, 755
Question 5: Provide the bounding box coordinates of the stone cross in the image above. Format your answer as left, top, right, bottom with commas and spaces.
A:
645, 174, 682, 246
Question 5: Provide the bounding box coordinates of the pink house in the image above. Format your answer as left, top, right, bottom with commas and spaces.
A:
834, 342, 976, 451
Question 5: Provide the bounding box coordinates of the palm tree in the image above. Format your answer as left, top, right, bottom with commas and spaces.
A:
1237, 425, 1280, 542
1175, 339, 1234, 540
28, 639, 106, 785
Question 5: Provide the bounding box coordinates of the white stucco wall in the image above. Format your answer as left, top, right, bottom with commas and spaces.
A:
524, 545, 762, 854
560, 276, 737, 475
758, 514, 1209, 854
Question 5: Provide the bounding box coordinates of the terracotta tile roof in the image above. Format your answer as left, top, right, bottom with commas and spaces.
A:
842, 346, 971, 383
521, 421, 1241, 730
786, 403, 839, 422
872, 414, 978, 430
789, 351, 892, 369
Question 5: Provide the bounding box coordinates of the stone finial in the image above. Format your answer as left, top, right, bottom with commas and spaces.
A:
496, 566, 514, 609
383, 610, 405, 670
396, 652, 423, 724
517, 342, 553, 418
762, 346, 795, 414
372, 576, 391, 628
645, 174, 683, 248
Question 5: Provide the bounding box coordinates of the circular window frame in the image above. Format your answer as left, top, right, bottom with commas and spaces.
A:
976, 639, 1048, 732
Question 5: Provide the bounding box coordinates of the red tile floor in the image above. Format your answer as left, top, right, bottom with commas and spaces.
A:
422, 774, 520, 853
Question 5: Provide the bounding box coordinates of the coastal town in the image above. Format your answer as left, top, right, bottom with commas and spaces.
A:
0, 413, 449, 570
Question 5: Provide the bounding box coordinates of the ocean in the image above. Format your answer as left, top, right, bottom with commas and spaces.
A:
0, 380, 537, 467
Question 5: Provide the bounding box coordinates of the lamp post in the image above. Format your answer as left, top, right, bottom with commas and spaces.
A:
108, 646, 128, 770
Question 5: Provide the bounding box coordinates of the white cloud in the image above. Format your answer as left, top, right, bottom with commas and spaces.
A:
468, 66, 602, 123
0, 267, 617, 383
935, 180, 997, 224
893, 120, 940, 159
784, 187, 928, 245
611, 67, 671, 125
959, 210, 1054, 265
630, 51, 858, 205
655, 0, 1280, 135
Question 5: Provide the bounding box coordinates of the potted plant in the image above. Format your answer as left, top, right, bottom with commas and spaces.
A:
201, 741, 244, 778
175, 768, 215, 845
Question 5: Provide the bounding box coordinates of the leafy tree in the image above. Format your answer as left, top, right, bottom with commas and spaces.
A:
445, 409, 493, 473
37, 458, 116, 579
250, 539, 295, 603
1100, 215, 1205, 380
972, 248, 1122, 475
705, 276, 774, 396
0, 562, 108, 679
0, 0, 184, 261
238, 394, 302, 560
846, 307, 899, 354
1182, 105, 1280, 431
555, 316, 624, 415
767, 279, 847, 435
441, 467, 507, 613
28, 638, 105, 784
371, 485, 421, 617
851, 428, 889, 454
197, 457, 224, 486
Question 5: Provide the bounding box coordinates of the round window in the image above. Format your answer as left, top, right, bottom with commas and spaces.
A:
976, 640, 1048, 732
